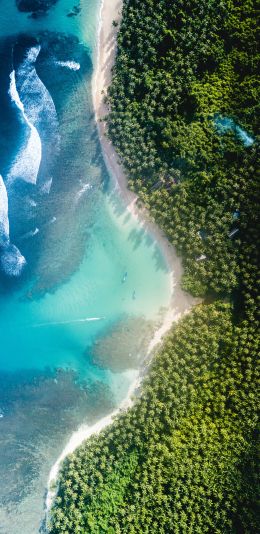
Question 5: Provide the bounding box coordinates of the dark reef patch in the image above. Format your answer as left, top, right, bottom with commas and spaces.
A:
0, 368, 115, 518
16, 0, 58, 14
89, 315, 156, 372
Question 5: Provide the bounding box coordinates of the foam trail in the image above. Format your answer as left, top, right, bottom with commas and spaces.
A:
20, 227, 39, 239
43, 216, 57, 227
1, 244, 26, 277
0, 174, 10, 238
0, 174, 26, 276
18, 46, 59, 132
41, 177, 52, 194
8, 45, 60, 189
75, 182, 91, 203
32, 317, 105, 328
56, 60, 80, 71
8, 70, 42, 186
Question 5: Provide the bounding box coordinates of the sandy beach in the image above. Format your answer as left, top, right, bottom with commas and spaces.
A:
92, 0, 196, 349
45, 0, 197, 519
45, 373, 141, 515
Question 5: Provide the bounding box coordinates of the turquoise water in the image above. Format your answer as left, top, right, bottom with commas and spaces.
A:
0, 190, 170, 386
214, 115, 254, 147
0, 1, 171, 532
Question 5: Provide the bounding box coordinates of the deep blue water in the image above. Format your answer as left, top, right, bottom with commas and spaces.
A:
0, 1, 171, 532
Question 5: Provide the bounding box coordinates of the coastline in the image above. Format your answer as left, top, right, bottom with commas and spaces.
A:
92, 0, 197, 350
45, 374, 141, 515
45, 0, 197, 520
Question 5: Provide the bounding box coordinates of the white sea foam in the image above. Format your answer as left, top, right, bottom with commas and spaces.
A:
44, 216, 56, 227
27, 197, 37, 207
21, 227, 39, 239
17, 46, 59, 131
26, 45, 41, 63
75, 182, 91, 202
0, 175, 26, 276
33, 317, 104, 328
41, 177, 53, 194
8, 70, 42, 185
8, 45, 60, 186
56, 60, 81, 71
0, 174, 10, 237
0, 243, 26, 277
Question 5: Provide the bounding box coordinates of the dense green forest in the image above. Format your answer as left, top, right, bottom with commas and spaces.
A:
50, 0, 259, 532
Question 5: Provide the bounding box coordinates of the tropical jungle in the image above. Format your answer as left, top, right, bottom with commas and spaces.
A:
50, 0, 259, 532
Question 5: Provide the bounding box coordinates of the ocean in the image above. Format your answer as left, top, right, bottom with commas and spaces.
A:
0, 1, 171, 532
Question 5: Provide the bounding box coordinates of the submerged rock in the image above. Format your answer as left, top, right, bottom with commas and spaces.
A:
16, 0, 58, 13
28, 10, 48, 19
89, 316, 156, 372
67, 5, 81, 18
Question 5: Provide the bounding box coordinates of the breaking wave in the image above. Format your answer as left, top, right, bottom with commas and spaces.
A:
0, 243, 26, 277
56, 60, 80, 71
0, 174, 9, 238
16, 46, 59, 128
7, 45, 60, 190
0, 175, 26, 276
8, 70, 42, 186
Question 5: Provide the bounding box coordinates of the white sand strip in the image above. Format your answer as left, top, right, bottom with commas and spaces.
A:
45, 0, 198, 522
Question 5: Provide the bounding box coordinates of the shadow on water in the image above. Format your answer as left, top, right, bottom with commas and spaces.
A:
126, 227, 169, 273
0, 4, 172, 532
105, 188, 169, 272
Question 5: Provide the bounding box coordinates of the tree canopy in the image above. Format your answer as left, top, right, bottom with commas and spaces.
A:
49, 0, 259, 532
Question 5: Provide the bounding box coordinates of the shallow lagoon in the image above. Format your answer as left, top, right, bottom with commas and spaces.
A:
0, 1, 171, 532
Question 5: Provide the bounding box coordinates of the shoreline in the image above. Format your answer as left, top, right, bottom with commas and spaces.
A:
45, 374, 141, 516
92, 0, 197, 350
45, 0, 197, 521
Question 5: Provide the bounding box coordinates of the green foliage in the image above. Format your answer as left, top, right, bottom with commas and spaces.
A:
107, 0, 259, 303
49, 0, 259, 532
50, 304, 259, 533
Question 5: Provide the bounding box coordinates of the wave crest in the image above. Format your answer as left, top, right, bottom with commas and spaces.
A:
0, 243, 26, 277
8, 69, 42, 186
7, 44, 60, 190
0, 175, 26, 276
0, 174, 9, 238
56, 60, 80, 71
